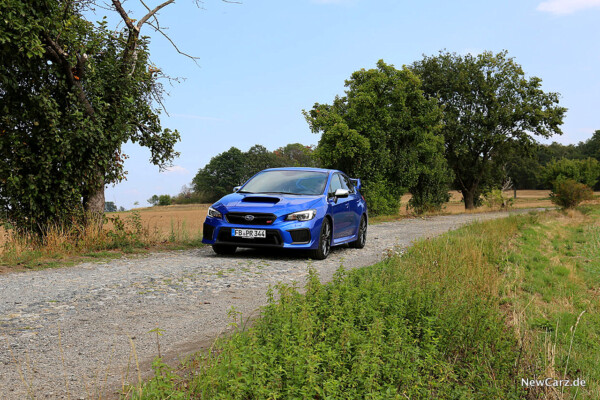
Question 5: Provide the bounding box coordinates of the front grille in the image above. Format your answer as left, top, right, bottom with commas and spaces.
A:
203, 223, 215, 240
217, 228, 283, 246
288, 228, 311, 244
225, 212, 276, 225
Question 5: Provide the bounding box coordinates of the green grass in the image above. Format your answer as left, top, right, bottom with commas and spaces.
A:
502, 207, 600, 399
128, 212, 559, 399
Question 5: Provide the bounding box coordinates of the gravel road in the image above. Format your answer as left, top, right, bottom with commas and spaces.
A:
0, 209, 542, 399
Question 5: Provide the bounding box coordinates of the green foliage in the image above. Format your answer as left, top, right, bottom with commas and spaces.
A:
104, 202, 118, 212
147, 195, 160, 206
275, 143, 320, 167
408, 151, 453, 214
482, 189, 514, 209
304, 60, 451, 215
128, 358, 190, 400
0, 1, 180, 233
579, 130, 600, 161
550, 179, 594, 209
544, 157, 600, 188
192, 143, 318, 203
157, 195, 171, 206
412, 50, 566, 209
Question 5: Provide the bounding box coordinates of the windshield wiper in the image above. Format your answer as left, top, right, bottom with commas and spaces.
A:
237, 190, 254, 193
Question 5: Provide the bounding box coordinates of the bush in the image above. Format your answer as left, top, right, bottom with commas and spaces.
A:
408, 159, 452, 214
544, 157, 600, 188
550, 179, 593, 209
157, 194, 172, 206
482, 189, 513, 209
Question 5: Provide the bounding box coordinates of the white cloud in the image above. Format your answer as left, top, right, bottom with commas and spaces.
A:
161, 165, 189, 175
537, 0, 600, 15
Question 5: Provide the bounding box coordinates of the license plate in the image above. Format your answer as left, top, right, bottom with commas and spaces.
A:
232, 228, 266, 238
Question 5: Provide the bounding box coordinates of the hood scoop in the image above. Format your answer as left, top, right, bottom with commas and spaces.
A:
241, 196, 280, 204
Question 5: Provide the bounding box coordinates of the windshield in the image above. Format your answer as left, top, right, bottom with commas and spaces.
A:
240, 170, 328, 195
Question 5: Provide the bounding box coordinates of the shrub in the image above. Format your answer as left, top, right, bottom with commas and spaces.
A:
157, 195, 171, 206
544, 157, 600, 188
550, 179, 593, 209
482, 189, 513, 209
408, 160, 452, 214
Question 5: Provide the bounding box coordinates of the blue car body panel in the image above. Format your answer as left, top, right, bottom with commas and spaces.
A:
202, 167, 367, 251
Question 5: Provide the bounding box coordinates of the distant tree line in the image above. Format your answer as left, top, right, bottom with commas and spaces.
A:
189, 143, 319, 203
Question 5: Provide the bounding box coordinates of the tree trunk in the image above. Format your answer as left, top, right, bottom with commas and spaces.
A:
461, 188, 476, 210
83, 174, 105, 226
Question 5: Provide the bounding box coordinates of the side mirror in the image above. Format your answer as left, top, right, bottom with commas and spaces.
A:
233, 186, 241, 192
334, 188, 349, 198
350, 178, 361, 191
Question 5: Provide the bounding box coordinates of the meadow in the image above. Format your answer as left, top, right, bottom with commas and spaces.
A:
0, 190, 595, 270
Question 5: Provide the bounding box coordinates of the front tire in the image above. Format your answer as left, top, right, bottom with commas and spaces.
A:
349, 215, 367, 249
310, 218, 332, 260
212, 244, 237, 255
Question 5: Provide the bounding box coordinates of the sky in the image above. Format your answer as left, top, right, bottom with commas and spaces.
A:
97, 0, 600, 209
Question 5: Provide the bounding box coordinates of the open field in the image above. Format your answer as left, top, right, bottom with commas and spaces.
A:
105, 203, 210, 240
2, 190, 597, 248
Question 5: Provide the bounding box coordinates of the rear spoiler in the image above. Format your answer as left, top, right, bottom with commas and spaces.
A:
350, 178, 362, 191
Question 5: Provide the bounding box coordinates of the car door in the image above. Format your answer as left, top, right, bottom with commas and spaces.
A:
328, 173, 349, 239
339, 174, 361, 236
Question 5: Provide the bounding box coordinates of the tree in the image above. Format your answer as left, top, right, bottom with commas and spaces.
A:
192, 147, 248, 202
579, 130, 600, 161
244, 145, 285, 181
0, 0, 221, 233
192, 143, 318, 203
147, 195, 160, 206
543, 158, 600, 188
158, 194, 171, 206
304, 60, 451, 215
274, 143, 319, 167
118, 206, 126, 212
104, 202, 118, 212
412, 51, 566, 209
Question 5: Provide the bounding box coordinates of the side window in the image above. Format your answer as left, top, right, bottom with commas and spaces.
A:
328, 174, 343, 194
340, 175, 355, 193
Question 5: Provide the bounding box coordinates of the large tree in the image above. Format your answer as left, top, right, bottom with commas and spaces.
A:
304, 60, 451, 215
412, 51, 566, 209
0, 0, 205, 232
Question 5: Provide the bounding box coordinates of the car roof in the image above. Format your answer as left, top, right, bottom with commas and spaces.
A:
261, 167, 340, 174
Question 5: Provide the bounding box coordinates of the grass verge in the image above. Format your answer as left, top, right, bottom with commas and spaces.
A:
125, 206, 599, 399
0, 211, 204, 271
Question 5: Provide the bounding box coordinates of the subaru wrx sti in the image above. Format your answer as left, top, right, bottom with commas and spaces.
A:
201, 168, 367, 260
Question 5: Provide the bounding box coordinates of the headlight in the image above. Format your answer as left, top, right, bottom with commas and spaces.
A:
207, 206, 222, 219
285, 209, 317, 221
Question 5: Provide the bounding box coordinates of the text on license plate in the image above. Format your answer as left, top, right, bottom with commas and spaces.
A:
232, 228, 266, 238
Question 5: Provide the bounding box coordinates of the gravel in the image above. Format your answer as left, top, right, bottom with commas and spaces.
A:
0, 209, 543, 399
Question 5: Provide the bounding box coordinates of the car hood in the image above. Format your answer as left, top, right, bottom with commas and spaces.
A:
213, 193, 323, 216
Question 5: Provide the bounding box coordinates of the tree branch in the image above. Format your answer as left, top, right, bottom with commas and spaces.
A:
111, 0, 136, 31
137, 0, 175, 30
146, 21, 200, 65
43, 33, 95, 117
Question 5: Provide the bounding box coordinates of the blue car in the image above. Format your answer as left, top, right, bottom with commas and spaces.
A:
202, 167, 368, 259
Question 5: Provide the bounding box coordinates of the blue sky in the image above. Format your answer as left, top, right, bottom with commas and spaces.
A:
100, 0, 600, 209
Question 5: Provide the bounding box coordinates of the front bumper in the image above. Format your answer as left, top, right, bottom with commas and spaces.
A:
202, 216, 321, 249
